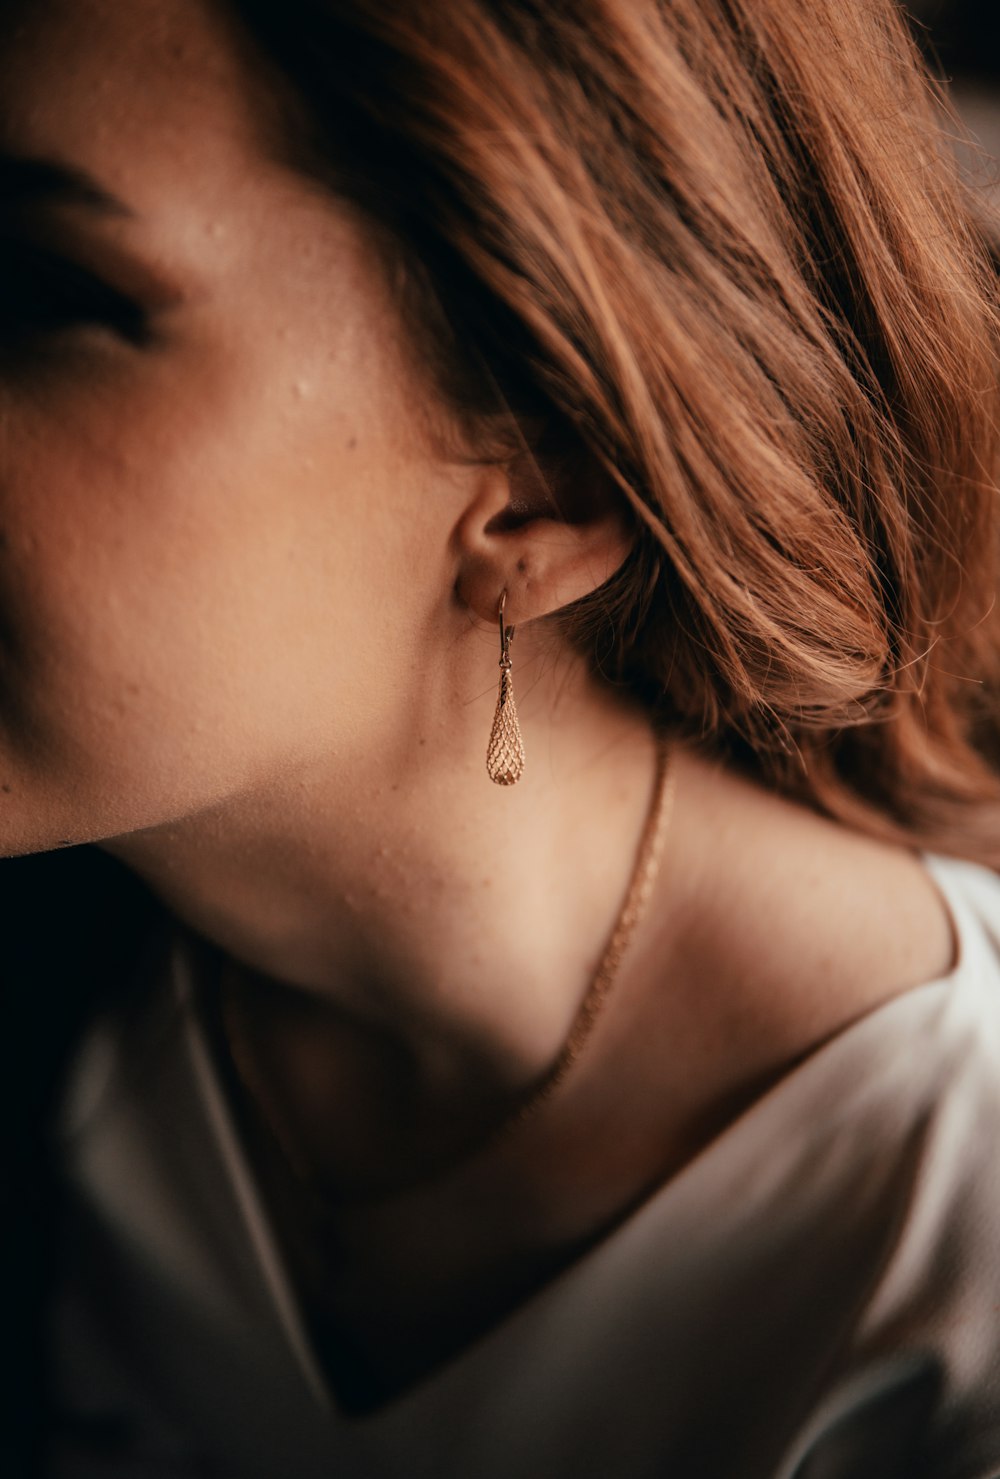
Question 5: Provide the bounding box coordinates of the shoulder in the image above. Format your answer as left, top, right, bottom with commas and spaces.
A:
652, 765, 1000, 1474
660, 748, 968, 1067
659, 761, 1000, 1471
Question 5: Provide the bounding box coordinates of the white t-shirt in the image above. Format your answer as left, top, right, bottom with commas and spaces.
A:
47, 854, 1000, 1478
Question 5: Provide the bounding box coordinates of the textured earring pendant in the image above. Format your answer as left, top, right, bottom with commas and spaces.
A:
487, 589, 525, 785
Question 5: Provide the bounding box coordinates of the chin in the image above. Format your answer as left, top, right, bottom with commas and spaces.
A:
0, 813, 98, 862
0, 777, 152, 861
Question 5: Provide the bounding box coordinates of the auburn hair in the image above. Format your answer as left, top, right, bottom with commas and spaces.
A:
234, 0, 1000, 864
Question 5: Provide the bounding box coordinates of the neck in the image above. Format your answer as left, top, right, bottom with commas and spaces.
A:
102, 655, 663, 1107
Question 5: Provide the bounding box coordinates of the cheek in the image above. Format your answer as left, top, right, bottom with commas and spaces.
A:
0, 330, 429, 847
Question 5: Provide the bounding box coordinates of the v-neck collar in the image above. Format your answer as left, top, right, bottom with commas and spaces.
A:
172, 851, 985, 1434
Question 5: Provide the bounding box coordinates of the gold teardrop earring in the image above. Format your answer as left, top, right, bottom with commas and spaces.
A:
486, 588, 526, 785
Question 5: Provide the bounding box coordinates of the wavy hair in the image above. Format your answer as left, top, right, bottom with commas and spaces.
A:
234, 0, 1000, 863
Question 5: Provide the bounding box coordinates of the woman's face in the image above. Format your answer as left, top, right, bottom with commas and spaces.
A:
0, 0, 475, 856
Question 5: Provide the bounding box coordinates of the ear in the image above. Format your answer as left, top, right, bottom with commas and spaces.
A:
452, 449, 635, 627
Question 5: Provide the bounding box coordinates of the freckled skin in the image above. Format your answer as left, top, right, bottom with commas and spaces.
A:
0, 0, 666, 1150
0, 0, 472, 856
0, 0, 959, 1351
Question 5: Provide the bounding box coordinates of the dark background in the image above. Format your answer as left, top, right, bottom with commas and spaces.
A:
908, 0, 1000, 84
907, 0, 1000, 206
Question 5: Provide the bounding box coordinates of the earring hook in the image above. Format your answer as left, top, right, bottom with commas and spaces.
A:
498, 589, 515, 671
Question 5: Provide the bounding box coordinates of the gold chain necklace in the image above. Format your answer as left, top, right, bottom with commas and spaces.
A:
218, 734, 676, 1182
497, 733, 675, 1135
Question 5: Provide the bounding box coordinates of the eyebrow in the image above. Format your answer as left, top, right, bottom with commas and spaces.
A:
0, 153, 134, 217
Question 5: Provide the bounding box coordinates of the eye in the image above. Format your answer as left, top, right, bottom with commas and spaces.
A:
0, 238, 148, 346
